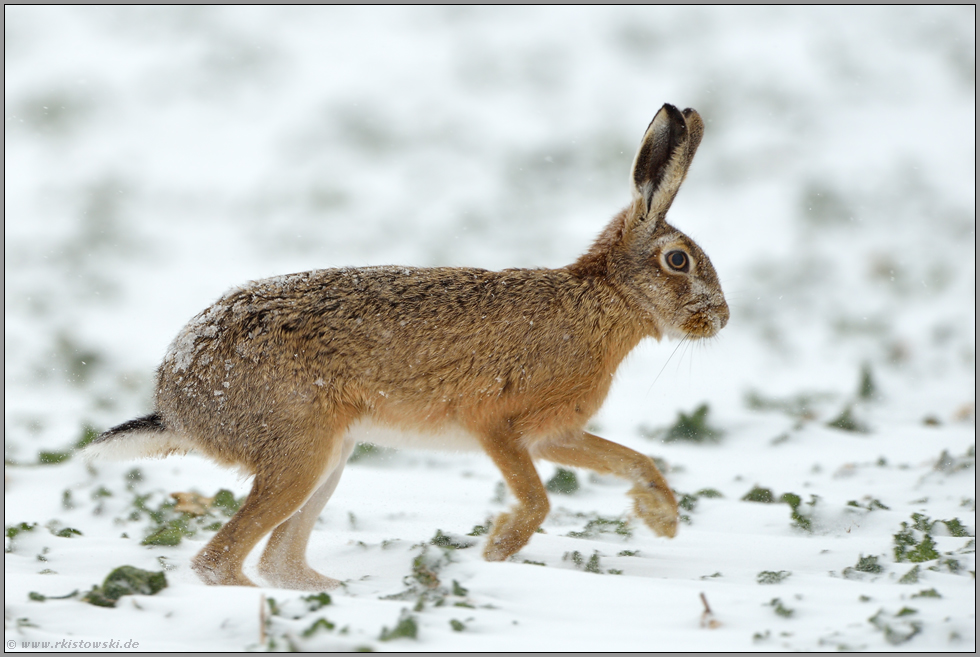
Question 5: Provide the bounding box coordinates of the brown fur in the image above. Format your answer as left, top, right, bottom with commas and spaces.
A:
89, 104, 728, 589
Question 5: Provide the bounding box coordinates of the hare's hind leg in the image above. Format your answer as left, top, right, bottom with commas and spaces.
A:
191, 429, 344, 587
481, 435, 550, 562
533, 432, 678, 538
258, 436, 356, 591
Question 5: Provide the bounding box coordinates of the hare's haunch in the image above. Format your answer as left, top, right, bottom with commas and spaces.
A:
86, 103, 728, 589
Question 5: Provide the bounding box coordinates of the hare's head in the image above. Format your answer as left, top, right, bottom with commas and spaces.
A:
579, 104, 728, 341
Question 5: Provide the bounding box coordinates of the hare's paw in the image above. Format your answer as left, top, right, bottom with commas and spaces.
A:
192, 551, 257, 587
629, 483, 678, 538
483, 511, 519, 561
482, 510, 540, 562
258, 562, 342, 591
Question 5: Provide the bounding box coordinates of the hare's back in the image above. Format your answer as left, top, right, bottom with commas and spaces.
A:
155, 265, 613, 441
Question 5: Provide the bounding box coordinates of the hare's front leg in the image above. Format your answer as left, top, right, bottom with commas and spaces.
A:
533, 432, 678, 538
480, 436, 550, 562
258, 436, 355, 591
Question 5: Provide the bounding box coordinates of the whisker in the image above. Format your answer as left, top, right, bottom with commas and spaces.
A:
648, 336, 689, 395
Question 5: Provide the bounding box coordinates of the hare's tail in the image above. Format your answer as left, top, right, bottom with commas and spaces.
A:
83, 413, 193, 461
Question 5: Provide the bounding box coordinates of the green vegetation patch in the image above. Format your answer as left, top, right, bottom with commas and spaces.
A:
347, 442, 395, 464
768, 598, 794, 618
467, 521, 490, 537
847, 498, 890, 511
28, 589, 78, 602
75, 425, 100, 450
868, 608, 922, 645
411, 549, 442, 591
379, 610, 418, 641
211, 489, 242, 517
939, 518, 973, 537
430, 529, 474, 550
898, 565, 920, 584
128, 488, 245, 547
562, 550, 611, 574
894, 515, 941, 563
262, 594, 344, 650
757, 570, 791, 584
695, 488, 723, 499
933, 445, 974, 473
52, 526, 83, 538
662, 404, 723, 443
6, 522, 38, 550
304, 593, 332, 611
826, 405, 869, 433
744, 390, 833, 420
674, 488, 724, 517
857, 363, 878, 400
302, 617, 336, 638
843, 554, 884, 579
739, 487, 815, 531
854, 554, 884, 574
640, 404, 723, 443
381, 542, 473, 612
780, 493, 815, 532
37, 450, 72, 465
35, 424, 103, 465
566, 515, 632, 540
678, 493, 698, 512
742, 486, 776, 503
82, 566, 167, 608
545, 468, 579, 494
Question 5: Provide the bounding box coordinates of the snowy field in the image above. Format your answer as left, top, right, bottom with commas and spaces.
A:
4, 6, 975, 652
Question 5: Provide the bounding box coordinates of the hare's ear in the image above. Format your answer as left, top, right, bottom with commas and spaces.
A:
628, 104, 704, 230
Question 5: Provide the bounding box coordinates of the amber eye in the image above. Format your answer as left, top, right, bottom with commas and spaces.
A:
665, 250, 690, 273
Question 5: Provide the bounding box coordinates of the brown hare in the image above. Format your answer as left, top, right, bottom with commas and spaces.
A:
86, 103, 728, 590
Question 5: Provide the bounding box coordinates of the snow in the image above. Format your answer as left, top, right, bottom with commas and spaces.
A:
5, 6, 975, 652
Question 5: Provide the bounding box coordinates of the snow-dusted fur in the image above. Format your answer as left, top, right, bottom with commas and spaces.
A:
88, 104, 729, 590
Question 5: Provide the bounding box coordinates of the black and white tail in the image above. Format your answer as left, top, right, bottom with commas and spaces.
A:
82, 413, 193, 461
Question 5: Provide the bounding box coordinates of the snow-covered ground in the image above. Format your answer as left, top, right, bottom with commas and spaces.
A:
5, 6, 975, 651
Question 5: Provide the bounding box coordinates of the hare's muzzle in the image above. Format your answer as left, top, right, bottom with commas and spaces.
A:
681, 299, 729, 338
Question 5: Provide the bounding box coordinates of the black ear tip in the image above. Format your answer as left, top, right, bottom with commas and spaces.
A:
660, 103, 683, 121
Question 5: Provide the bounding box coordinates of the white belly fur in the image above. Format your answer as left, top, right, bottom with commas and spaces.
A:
344, 418, 483, 452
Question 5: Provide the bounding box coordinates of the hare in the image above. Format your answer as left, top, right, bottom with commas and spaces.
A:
86, 103, 728, 590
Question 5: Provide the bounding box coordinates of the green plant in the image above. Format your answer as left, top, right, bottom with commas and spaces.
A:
742, 487, 775, 503
868, 609, 922, 645
854, 554, 884, 574
826, 405, 869, 433
566, 515, 632, 540
82, 566, 167, 608
662, 404, 723, 443
768, 598, 794, 618
757, 570, 791, 584
858, 363, 877, 400
894, 518, 940, 563
546, 468, 579, 494
302, 618, 336, 638
379, 611, 418, 641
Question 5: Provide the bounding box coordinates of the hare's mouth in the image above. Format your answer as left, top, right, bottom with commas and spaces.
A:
679, 311, 725, 339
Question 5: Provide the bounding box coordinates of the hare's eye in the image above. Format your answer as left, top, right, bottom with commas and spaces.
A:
665, 250, 690, 273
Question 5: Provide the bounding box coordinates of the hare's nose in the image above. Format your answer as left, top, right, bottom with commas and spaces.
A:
717, 301, 730, 329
